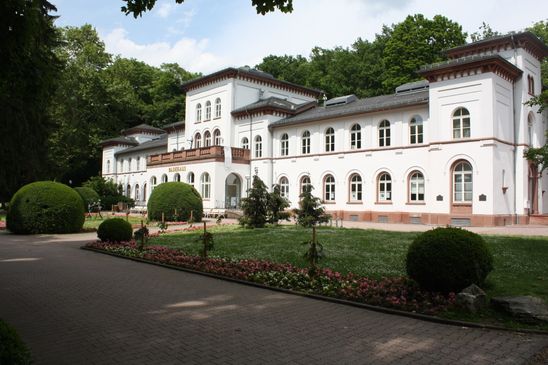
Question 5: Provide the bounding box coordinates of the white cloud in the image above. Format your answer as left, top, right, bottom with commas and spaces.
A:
102, 27, 224, 73
156, 2, 175, 18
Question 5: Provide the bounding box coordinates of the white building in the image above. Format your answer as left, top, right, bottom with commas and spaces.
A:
101, 32, 548, 226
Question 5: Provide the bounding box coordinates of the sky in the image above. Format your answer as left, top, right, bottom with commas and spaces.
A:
52, 0, 547, 74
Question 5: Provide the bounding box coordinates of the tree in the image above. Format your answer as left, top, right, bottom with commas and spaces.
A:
267, 184, 290, 225
121, 0, 293, 17
470, 22, 500, 42
0, 0, 60, 203
381, 14, 467, 92
239, 175, 269, 228
292, 186, 330, 228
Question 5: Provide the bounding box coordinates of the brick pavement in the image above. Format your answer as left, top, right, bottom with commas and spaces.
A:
0, 231, 547, 365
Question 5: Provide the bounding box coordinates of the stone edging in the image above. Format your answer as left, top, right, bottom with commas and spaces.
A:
81, 246, 548, 336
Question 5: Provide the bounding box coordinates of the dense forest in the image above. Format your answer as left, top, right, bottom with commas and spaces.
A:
1, 0, 546, 202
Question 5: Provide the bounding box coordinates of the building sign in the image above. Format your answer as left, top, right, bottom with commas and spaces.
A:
168, 166, 186, 172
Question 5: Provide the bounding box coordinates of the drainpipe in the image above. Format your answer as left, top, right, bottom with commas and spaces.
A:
510, 35, 519, 224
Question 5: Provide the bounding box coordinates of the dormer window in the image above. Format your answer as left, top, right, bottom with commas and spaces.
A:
196, 103, 202, 122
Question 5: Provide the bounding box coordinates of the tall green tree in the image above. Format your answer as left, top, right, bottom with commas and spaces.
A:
239, 175, 269, 228
381, 14, 467, 92
0, 0, 60, 202
48, 25, 115, 185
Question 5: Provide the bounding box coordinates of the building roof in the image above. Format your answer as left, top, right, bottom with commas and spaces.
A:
114, 134, 168, 156
231, 97, 316, 118
121, 123, 166, 136
418, 54, 522, 82
100, 136, 139, 148
395, 80, 429, 94
269, 89, 429, 129
182, 66, 323, 98
446, 31, 548, 61
162, 121, 185, 132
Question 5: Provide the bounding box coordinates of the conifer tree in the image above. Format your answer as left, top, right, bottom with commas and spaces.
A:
267, 184, 290, 225
239, 175, 269, 228
293, 185, 330, 227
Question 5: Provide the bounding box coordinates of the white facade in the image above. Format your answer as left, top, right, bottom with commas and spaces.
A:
101, 33, 548, 226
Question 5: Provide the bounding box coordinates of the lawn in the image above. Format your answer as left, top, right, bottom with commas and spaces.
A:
82, 214, 146, 230
149, 225, 548, 303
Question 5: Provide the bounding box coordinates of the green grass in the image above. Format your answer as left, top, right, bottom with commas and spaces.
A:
149, 225, 548, 303
82, 215, 146, 230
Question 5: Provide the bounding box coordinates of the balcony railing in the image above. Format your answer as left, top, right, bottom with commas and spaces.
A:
147, 146, 250, 166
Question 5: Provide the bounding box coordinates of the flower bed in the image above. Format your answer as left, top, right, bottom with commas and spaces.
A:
84, 241, 455, 315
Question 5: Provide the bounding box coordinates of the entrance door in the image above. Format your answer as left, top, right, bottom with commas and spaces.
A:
225, 174, 241, 209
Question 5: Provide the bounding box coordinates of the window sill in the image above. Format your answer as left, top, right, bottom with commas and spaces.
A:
213, 117, 221, 120
452, 203, 472, 206
406, 202, 426, 205
346, 201, 363, 204
375, 201, 392, 205
322, 201, 336, 204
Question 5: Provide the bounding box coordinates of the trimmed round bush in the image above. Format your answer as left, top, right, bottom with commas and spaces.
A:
147, 182, 203, 222
7, 181, 85, 234
406, 227, 494, 293
73, 187, 100, 209
0, 319, 32, 365
97, 218, 133, 242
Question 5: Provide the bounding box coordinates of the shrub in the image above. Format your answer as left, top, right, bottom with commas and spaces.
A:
406, 227, 494, 293
239, 175, 269, 228
6, 181, 85, 234
147, 182, 203, 222
74, 187, 100, 210
97, 218, 133, 242
0, 319, 32, 365
292, 185, 330, 227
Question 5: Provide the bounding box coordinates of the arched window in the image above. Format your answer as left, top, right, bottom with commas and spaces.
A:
106, 160, 111, 174
323, 175, 335, 201
255, 135, 262, 158
528, 114, 534, 146
409, 171, 425, 202
241, 137, 249, 149
187, 172, 195, 187
135, 184, 140, 201
410, 116, 423, 144
377, 172, 392, 202
301, 130, 311, 154
128, 158, 133, 172
379, 120, 391, 147
174, 173, 181, 182
117, 160, 122, 173
281, 133, 289, 156
213, 129, 221, 145
453, 161, 472, 202
137, 157, 141, 171
204, 131, 212, 147
196, 103, 202, 122
205, 100, 211, 120
279, 177, 289, 198
194, 132, 201, 148
201, 172, 211, 199
300, 176, 311, 194
452, 107, 470, 139
126, 184, 131, 198
151, 176, 157, 190
325, 127, 335, 152
349, 174, 362, 202
528, 75, 535, 95
215, 98, 222, 118
143, 183, 147, 201
350, 124, 361, 149
161, 174, 168, 183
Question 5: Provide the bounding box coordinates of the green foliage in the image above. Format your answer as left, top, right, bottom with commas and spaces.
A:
381, 14, 467, 92
74, 187, 100, 209
406, 227, 494, 293
147, 182, 203, 222
7, 181, 85, 234
470, 22, 501, 42
0, 0, 60, 202
83, 176, 133, 210
239, 176, 269, 228
267, 184, 290, 224
0, 319, 32, 365
121, 0, 293, 17
293, 185, 330, 228
97, 218, 133, 242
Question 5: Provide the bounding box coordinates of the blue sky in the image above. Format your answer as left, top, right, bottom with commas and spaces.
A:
52, 0, 547, 74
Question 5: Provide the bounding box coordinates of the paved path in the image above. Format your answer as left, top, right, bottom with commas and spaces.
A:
0, 232, 547, 365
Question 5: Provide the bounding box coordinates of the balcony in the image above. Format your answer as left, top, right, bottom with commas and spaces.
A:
147, 146, 250, 166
